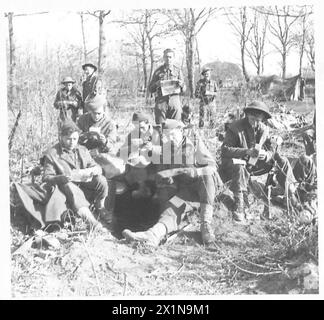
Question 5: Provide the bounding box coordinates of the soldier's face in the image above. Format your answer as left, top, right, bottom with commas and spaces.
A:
163, 52, 174, 66
84, 66, 95, 77
64, 83, 73, 91
90, 107, 105, 122
247, 112, 265, 128
61, 132, 79, 150
138, 121, 149, 135
203, 71, 211, 80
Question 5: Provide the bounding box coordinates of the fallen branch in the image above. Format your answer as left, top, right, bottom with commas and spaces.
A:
80, 236, 102, 296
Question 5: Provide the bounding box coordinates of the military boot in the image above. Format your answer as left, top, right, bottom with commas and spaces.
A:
122, 223, 167, 247
233, 192, 245, 222
200, 203, 215, 245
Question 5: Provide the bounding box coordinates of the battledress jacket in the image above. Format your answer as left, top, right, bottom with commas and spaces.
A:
221, 117, 270, 163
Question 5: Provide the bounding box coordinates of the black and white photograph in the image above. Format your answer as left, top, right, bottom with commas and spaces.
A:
1, 0, 322, 299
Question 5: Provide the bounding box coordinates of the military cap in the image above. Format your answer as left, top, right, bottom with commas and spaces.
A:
201, 67, 212, 75
85, 94, 107, 110
61, 76, 76, 84
132, 112, 149, 123
244, 100, 272, 119
163, 119, 185, 130
82, 63, 98, 71
163, 48, 175, 55
60, 120, 81, 136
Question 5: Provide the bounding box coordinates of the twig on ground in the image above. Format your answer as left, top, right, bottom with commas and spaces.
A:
123, 273, 127, 296
80, 236, 102, 296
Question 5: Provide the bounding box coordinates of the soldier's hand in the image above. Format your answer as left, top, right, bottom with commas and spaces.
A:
98, 134, 107, 144
258, 149, 267, 161
143, 141, 153, 151
246, 148, 259, 158
54, 175, 71, 185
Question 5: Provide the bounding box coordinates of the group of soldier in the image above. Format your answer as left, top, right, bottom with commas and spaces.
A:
43, 48, 316, 247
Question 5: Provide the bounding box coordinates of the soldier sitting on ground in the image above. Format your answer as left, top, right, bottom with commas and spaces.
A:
219, 101, 296, 223
53, 76, 83, 123
42, 121, 110, 230
77, 94, 117, 154
122, 119, 223, 246
117, 112, 161, 199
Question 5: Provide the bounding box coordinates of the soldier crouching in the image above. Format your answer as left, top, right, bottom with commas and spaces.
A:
220, 101, 296, 222
122, 119, 223, 246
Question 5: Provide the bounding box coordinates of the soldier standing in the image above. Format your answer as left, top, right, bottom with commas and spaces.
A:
82, 63, 103, 113
53, 77, 83, 123
195, 67, 218, 128
148, 49, 186, 125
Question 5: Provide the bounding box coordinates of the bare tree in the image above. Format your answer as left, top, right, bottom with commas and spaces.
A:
79, 12, 88, 63
266, 6, 301, 79
87, 10, 111, 75
164, 8, 218, 97
224, 7, 252, 82
291, 6, 314, 76
247, 8, 269, 75
6, 12, 16, 107
5, 11, 48, 109
118, 9, 171, 98
305, 21, 315, 72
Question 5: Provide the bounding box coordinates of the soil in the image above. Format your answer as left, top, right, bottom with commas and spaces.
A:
10, 99, 318, 297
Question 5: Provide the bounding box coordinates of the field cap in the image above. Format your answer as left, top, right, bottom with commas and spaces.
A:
82, 63, 97, 71
132, 112, 149, 123
163, 48, 175, 55
244, 100, 272, 119
60, 120, 81, 136
85, 94, 106, 111
201, 67, 212, 75
61, 76, 76, 84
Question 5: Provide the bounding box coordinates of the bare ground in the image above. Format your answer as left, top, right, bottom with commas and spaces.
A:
10, 99, 318, 297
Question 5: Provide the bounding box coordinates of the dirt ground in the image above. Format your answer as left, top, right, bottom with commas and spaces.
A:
10, 99, 318, 297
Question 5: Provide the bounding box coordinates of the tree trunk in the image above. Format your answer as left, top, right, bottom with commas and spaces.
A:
146, 36, 154, 101
186, 35, 195, 98
98, 11, 107, 75
8, 12, 16, 107
241, 46, 249, 82
282, 49, 286, 79
80, 12, 87, 63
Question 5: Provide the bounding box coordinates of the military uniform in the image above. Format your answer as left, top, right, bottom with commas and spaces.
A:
77, 113, 117, 153
53, 87, 83, 122
42, 143, 108, 213
220, 117, 295, 194
82, 73, 103, 112
149, 64, 185, 124
195, 78, 218, 127
152, 135, 222, 234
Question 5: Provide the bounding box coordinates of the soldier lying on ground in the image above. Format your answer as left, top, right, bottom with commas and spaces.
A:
122, 119, 223, 246
53, 76, 83, 123
42, 121, 110, 230
220, 100, 296, 223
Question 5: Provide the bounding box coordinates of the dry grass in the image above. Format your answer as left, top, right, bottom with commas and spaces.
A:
9, 92, 318, 297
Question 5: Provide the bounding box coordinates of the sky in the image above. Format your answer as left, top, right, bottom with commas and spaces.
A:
3, 3, 314, 77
